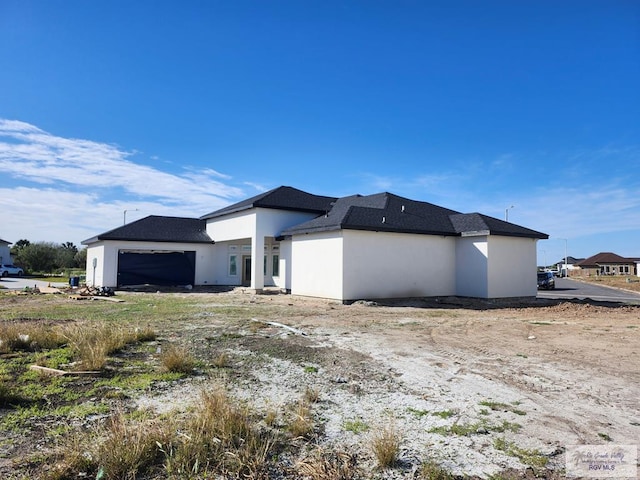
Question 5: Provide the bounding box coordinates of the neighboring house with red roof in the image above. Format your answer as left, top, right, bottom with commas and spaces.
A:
575, 252, 639, 276
83, 186, 548, 301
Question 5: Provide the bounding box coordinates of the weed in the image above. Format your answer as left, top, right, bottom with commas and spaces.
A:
598, 432, 613, 441
419, 460, 456, 479
303, 365, 319, 373
516, 353, 528, 358
343, 419, 369, 434
407, 407, 430, 418
370, 423, 402, 468
160, 344, 196, 374
431, 409, 456, 419
493, 437, 548, 469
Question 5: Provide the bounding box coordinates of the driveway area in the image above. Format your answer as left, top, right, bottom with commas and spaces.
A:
537, 277, 640, 304
0, 277, 68, 290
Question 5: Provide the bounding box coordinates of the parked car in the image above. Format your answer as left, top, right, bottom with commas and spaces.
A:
0, 264, 24, 277
537, 271, 555, 290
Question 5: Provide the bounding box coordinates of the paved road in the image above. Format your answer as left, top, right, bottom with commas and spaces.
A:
537, 277, 640, 304
0, 276, 68, 290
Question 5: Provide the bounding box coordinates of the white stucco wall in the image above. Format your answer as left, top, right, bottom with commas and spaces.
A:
455, 236, 489, 298
342, 230, 457, 300
85, 244, 106, 286
487, 236, 538, 298
85, 241, 215, 287
0, 242, 12, 265
206, 208, 319, 289
290, 231, 344, 300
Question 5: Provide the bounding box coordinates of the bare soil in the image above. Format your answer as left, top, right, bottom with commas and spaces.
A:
140, 293, 640, 478
2, 291, 640, 479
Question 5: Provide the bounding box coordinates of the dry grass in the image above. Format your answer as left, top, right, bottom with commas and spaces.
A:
296, 448, 363, 479
212, 351, 230, 368
370, 422, 402, 468
47, 389, 279, 480
160, 344, 196, 374
287, 399, 315, 438
304, 386, 320, 404
161, 388, 277, 478
0, 322, 65, 353
61, 322, 136, 370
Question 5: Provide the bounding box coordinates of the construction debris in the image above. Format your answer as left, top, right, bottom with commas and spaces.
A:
29, 365, 101, 376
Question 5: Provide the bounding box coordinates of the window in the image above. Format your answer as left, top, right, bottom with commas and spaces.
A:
264, 255, 267, 276
229, 255, 237, 276
272, 254, 279, 276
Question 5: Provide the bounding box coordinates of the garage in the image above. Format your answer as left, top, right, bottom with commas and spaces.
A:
117, 250, 196, 286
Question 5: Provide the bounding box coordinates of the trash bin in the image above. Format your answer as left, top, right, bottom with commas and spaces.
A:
69, 276, 80, 287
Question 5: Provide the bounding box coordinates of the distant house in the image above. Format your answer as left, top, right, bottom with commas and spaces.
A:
575, 252, 639, 276
0, 238, 11, 265
83, 186, 548, 301
553, 256, 585, 277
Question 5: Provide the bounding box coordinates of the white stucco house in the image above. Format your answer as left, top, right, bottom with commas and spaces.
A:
0, 238, 12, 266
82, 186, 548, 301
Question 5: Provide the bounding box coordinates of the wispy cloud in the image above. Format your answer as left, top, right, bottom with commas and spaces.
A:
0, 119, 246, 244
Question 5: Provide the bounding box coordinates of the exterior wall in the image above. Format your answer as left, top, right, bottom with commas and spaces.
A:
290, 231, 344, 300
85, 244, 107, 287
208, 239, 285, 288
341, 230, 456, 300
486, 236, 538, 298
85, 241, 215, 287
206, 208, 318, 290
455, 236, 489, 298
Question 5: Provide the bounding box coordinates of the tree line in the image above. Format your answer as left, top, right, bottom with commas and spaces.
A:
10, 240, 87, 273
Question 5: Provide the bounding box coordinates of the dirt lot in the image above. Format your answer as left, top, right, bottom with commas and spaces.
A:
1, 290, 639, 479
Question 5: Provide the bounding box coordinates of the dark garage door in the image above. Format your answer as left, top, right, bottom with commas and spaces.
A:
117, 251, 196, 286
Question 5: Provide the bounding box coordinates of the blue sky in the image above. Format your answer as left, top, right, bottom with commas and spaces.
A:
1, 0, 639, 264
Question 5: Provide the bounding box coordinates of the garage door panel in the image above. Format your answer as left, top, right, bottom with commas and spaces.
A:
118, 251, 195, 286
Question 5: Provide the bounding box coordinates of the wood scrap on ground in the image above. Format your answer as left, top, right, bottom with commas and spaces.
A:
251, 318, 307, 336
29, 365, 101, 376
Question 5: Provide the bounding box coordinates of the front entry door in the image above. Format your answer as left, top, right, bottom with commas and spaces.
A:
242, 256, 252, 286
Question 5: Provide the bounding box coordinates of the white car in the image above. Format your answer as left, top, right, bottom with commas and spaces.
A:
0, 264, 24, 277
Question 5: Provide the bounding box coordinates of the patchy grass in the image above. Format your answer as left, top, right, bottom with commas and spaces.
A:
493, 437, 549, 470
343, 418, 369, 434
479, 400, 526, 416
429, 419, 521, 436
418, 460, 456, 479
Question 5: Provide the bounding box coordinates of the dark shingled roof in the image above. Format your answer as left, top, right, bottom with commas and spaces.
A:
576, 252, 636, 267
449, 213, 548, 239
282, 192, 548, 239
0, 238, 11, 244
82, 216, 212, 245
200, 186, 337, 220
